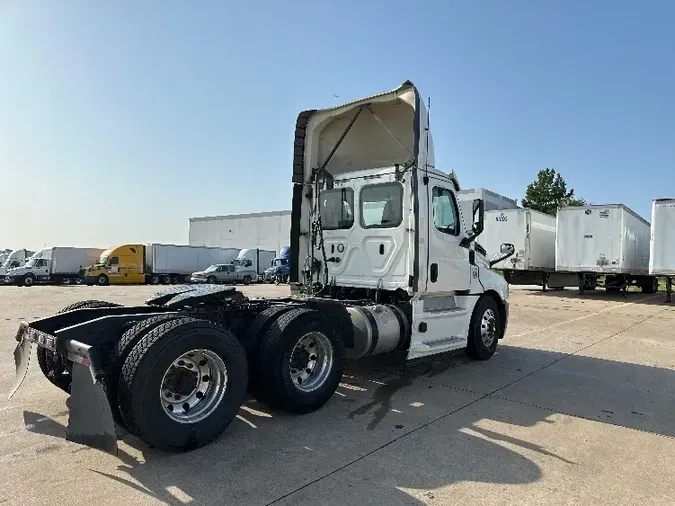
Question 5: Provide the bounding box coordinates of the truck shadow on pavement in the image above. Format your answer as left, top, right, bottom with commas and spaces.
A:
21, 343, 675, 505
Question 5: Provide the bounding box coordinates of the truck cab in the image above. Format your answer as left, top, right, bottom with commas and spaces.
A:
84, 244, 146, 285
291, 80, 512, 359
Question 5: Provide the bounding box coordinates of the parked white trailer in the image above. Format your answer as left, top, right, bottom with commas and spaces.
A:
556, 204, 657, 294
146, 244, 240, 276
649, 198, 675, 302
6, 247, 104, 286
457, 188, 518, 230
480, 208, 576, 290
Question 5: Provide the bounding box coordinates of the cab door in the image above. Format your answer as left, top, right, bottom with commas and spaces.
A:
408, 176, 473, 360
426, 180, 471, 293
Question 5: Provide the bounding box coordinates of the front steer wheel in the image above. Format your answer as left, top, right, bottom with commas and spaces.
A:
117, 317, 248, 452
36, 300, 121, 393
466, 296, 503, 361
256, 308, 345, 414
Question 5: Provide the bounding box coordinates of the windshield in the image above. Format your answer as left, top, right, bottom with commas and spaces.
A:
23, 258, 36, 268
273, 258, 287, 267
98, 250, 112, 265
204, 265, 219, 272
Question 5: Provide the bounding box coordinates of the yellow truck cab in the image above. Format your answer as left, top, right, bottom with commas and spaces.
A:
84, 244, 145, 285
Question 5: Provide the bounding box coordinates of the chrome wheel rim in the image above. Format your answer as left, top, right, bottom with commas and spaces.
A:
160, 349, 228, 424
480, 308, 498, 347
289, 331, 333, 392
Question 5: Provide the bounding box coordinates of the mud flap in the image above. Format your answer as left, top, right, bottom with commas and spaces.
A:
8, 338, 32, 400
66, 363, 118, 455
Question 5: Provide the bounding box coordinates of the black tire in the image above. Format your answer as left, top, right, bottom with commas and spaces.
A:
23, 274, 36, 287
37, 300, 121, 393
150, 274, 161, 285
62, 277, 71, 285
245, 305, 296, 394
102, 314, 186, 432
466, 296, 502, 361
97, 274, 109, 286
606, 287, 621, 292
207, 276, 217, 284
256, 308, 345, 414
162, 275, 171, 285
118, 317, 248, 452
243, 275, 252, 286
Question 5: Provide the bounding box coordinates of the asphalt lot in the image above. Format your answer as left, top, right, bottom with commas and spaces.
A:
1, 284, 674, 505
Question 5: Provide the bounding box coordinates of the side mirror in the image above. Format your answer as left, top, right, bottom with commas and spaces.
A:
472, 198, 485, 236
490, 242, 516, 268
500, 243, 515, 256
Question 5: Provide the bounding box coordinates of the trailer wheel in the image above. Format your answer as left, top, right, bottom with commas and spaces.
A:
118, 318, 248, 452
256, 308, 345, 414
97, 274, 109, 286
162, 275, 171, 285
243, 275, 252, 286
466, 296, 502, 361
23, 274, 35, 287
37, 300, 121, 393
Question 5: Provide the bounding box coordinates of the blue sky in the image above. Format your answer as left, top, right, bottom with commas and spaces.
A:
1, 1, 673, 250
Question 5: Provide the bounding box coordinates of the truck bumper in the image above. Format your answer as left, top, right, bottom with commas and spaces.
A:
9, 322, 118, 455
190, 277, 208, 284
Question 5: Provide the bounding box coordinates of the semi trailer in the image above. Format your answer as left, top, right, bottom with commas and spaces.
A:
9, 81, 515, 455
6, 247, 103, 286
84, 243, 240, 285
481, 208, 577, 290
649, 198, 675, 302
555, 204, 657, 294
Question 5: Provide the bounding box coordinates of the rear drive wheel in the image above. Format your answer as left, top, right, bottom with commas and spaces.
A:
101, 314, 186, 432
256, 308, 345, 414
118, 317, 248, 452
466, 296, 502, 361
37, 300, 121, 393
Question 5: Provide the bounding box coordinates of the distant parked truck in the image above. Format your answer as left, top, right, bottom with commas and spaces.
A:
84, 243, 240, 285
6, 247, 103, 286
264, 245, 291, 283
481, 208, 577, 290
235, 248, 276, 280
556, 204, 657, 294
649, 198, 675, 302
0, 249, 35, 280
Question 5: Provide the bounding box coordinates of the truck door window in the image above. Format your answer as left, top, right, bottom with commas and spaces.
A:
109, 257, 119, 265
361, 183, 403, 229
321, 188, 354, 230
432, 187, 460, 236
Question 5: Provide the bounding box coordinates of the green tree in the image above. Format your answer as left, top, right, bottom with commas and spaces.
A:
520, 168, 586, 216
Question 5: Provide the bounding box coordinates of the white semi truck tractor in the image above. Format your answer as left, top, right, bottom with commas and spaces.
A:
9, 81, 515, 454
